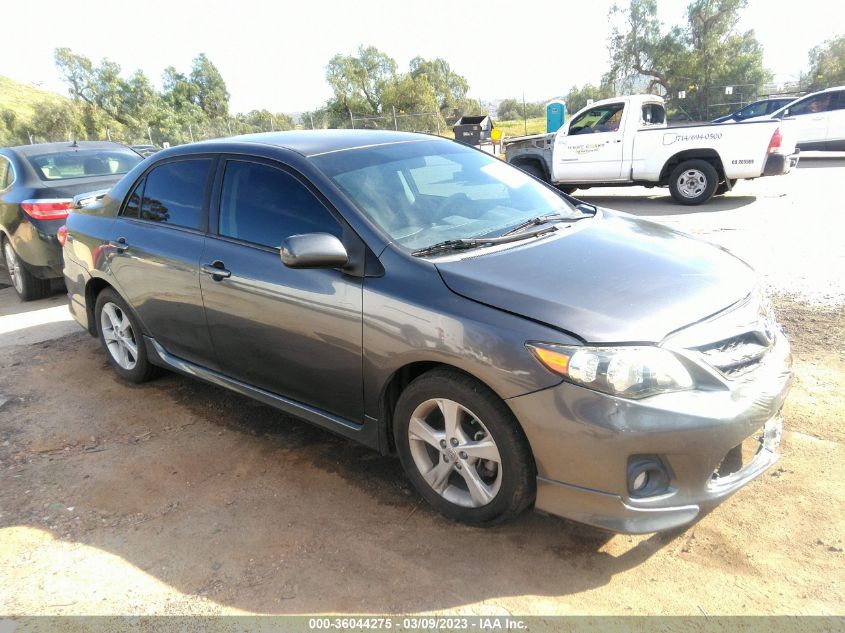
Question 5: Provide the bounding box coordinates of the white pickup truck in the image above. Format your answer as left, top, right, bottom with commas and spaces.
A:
503, 94, 799, 205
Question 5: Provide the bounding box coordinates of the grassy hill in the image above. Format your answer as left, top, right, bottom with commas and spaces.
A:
0, 75, 66, 122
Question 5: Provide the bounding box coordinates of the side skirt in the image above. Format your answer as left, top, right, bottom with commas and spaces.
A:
144, 336, 382, 451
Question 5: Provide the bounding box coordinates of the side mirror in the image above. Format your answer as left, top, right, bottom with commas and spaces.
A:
281, 233, 348, 269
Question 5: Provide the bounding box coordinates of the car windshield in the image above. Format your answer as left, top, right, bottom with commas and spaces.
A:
311, 139, 578, 250
27, 148, 143, 181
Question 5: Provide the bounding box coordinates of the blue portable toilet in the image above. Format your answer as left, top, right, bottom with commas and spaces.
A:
546, 99, 566, 133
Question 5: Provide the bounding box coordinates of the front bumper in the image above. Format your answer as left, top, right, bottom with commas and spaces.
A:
507, 331, 792, 533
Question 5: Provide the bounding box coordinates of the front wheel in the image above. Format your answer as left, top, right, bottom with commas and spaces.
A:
393, 369, 536, 526
668, 159, 719, 205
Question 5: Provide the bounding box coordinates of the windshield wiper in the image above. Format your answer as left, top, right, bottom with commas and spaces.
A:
502, 209, 593, 236
411, 226, 558, 257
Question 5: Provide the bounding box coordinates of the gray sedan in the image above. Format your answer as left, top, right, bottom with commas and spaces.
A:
62, 130, 791, 532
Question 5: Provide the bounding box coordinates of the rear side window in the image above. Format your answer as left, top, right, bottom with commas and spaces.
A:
0, 156, 12, 190
641, 103, 665, 126
26, 149, 143, 181
218, 161, 341, 248
121, 178, 145, 218
140, 159, 212, 230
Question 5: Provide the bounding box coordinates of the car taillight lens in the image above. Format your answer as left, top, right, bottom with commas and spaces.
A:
56, 225, 68, 246
767, 127, 783, 154
21, 199, 73, 220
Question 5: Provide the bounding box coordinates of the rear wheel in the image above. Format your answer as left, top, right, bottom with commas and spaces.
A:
393, 369, 536, 526
669, 159, 719, 205
94, 288, 158, 383
2, 238, 51, 301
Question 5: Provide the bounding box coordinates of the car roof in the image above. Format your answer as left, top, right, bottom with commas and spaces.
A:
205, 130, 445, 158
7, 140, 133, 156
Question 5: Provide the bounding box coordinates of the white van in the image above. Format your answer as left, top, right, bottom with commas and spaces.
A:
769, 86, 845, 151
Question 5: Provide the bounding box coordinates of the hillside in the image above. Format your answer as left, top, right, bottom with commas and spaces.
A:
0, 75, 66, 122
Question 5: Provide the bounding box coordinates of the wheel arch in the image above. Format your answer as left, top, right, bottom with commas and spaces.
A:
660, 149, 726, 184
509, 156, 551, 182
378, 361, 513, 454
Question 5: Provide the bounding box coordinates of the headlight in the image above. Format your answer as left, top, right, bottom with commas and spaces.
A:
526, 343, 694, 399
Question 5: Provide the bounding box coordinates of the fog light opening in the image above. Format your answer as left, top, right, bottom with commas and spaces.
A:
627, 456, 671, 498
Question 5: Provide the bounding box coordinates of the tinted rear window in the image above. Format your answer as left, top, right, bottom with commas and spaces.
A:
139, 159, 212, 230
27, 149, 143, 181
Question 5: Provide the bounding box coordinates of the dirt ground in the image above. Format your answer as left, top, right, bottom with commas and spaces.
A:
1, 154, 843, 616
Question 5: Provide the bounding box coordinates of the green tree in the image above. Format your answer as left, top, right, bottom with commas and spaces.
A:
190, 53, 230, 119
326, 45, 397, 116
803, 35, 845, 91
409, 57, 469, 119
608, 0, 770, 119
30, 100, 85, 142
565, 83, 615, 114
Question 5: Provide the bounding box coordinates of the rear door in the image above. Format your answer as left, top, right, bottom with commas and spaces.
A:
552, 102, 626, 181
200, 157, 364, 422
825, 90, 845, 150
108, 157, 219, 369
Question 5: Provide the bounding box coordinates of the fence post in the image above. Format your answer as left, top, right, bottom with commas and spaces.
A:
393, 106, 398, 131
106, 127, 112, 141
436, 113, 441, 136
227, 119, 232, 135
349, 110, 355, 129
310, 114, 315, 130
148, 126, 153, 145
188, 123, 194, 142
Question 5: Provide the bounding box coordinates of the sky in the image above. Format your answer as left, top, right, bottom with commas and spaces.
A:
1, 0, 843, 114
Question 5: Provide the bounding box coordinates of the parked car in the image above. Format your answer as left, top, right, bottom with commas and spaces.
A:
768, 86, 845, 151
0, 141, 143, 300
504, 95, 798, 206
130, 144, 161, 157
63, 131, 792, 533
712, 97, 796, 123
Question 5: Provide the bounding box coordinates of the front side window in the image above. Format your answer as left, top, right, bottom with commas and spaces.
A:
736, 101, 770, 119
788, 93, 835, 116
139, 159, 212, 230
312, 139, 580, 251
218, 161, 341, 249
27, 148, 143, 181
568, 103, 625, 135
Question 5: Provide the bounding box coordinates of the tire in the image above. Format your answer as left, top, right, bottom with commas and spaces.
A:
715, 178, 737, 196
94, 288, 158, 383
668, 159, 719, 205
393, 368, 536, 526
515, 161, 548, 182
2, 237, 51, 301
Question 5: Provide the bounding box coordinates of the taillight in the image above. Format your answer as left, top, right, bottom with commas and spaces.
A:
767, 127, 783, 154
57, 225, 68, 247
21, 199, 73, 221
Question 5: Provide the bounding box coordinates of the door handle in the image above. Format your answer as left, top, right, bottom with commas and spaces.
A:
109, 238, 130, 253
201, 261, 231, 280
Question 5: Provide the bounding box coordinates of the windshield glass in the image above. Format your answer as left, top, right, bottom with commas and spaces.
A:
311, 140, 576, 250
27, 148, 143, 181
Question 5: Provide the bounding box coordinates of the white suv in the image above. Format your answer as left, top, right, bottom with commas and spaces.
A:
769, 86, 845, 151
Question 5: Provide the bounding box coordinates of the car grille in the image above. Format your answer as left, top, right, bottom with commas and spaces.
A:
693, 331, 773, 379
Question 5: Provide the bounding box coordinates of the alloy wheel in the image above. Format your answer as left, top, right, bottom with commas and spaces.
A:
3, 242, 23, 295
407, 398, 503, 508
100, 302, 139, 370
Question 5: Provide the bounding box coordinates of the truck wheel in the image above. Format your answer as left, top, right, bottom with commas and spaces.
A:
2, 238, 51, 301
393, 369, 536, 526
715, 179, 737, 196
669, 160, 718, 205
516, 161, 548, 183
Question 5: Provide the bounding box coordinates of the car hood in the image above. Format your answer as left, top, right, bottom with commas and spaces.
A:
434, 210, 756, 343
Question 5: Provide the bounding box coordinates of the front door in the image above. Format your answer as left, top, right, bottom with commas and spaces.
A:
108, 157, 218, 369
200, 158, 364, 422
784, 92, 834, 146
552, 102, 626, 182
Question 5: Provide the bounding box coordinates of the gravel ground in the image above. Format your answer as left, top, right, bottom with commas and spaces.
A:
0, 154, 843, 617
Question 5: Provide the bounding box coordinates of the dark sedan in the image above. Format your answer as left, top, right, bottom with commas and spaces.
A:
712, 97, 795, 123
62, 131, 792, 532
0, 141, 143, 300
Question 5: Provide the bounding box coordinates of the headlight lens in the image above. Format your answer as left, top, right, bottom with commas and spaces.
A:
527, 343, 694, 399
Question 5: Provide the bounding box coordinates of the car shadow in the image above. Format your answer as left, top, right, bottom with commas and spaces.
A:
0, 332, 686, 614
574, 193, 758, 217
